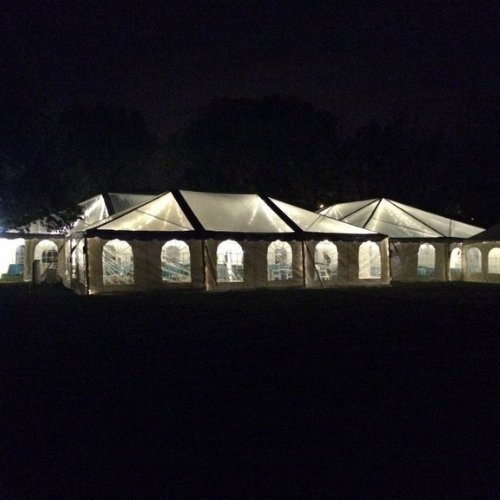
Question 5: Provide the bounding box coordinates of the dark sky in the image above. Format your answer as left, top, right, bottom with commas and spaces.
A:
2, 1, 499, 137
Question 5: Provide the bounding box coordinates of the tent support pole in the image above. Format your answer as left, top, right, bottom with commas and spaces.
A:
84, 236, 91, 295
201, 240, 207, 290
203, 240, 218, 289
307, 241, 324, 287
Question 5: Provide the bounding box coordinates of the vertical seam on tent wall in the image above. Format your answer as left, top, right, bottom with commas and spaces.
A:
68, 234, 86, 291
203, 240, 218, 289
301, 241, 306, 288
308, 241, 324, 287
390, 240, 409, 280
84, 236, 91, 295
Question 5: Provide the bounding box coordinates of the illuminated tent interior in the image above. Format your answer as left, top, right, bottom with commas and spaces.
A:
462, 223, 500, 284
67, 190, 391, 294
319, 198, 484, 282
0, 193, 154, 284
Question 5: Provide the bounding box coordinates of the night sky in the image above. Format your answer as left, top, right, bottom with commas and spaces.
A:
2, 2, 499, 137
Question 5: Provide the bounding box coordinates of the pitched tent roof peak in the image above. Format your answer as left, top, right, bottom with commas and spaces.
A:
319, 198, 484, 238
76, 189, 384, 240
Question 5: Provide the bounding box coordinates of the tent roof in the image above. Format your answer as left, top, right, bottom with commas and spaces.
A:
468, 222, 500, 241
79, 190, 382, 241
319, 198, 484, 238
72, 192, 155, 231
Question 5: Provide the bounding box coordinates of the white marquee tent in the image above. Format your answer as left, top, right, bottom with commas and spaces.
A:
319, 198, 484, 282
462, 223, 500, 284
67, 190, 391, 294
0, 192, 154, 284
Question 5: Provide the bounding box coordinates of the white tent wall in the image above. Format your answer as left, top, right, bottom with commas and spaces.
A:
462, 242, 500, 284
73, 236, 390, 294
304, 239, 391, 287
23, 237, 66, 283
79, 237, 206, 294
0, 237, 25, 278
389, 241, 462, 282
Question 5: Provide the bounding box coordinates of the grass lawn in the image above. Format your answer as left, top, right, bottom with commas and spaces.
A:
1, 282, 500, 498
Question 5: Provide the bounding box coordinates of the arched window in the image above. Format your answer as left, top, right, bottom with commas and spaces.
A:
467, 247, 481, 274
217, 240, 244, 282
162, 240, 191, 282
34, 240, 58, 274
0, 238, 25, 277
488, 248, 500, 274
267, 240, 292, 281
71, 240, 86, 283
103, 240, 134, 285
417, 243, 435, 276
314, 240, 338, 280
359, 241, 381, 279
449, 248, 462, 272
15, 244, 25, 265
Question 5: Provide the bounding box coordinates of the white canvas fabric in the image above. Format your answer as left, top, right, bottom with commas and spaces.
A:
67, 190, 390, 294
271, 199, 376, 235
181, 191, 294, 233
73, 193, 155, 231
320, 198, 484, 283
97, 192, 194, 232
462, 221, 500, 284
320, 198, 484, 238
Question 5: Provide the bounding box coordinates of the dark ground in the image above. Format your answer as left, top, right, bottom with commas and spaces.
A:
1, 283, 499, 499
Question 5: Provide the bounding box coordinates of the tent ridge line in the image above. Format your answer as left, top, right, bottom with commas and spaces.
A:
364, 199, 383, 228
171, 190, 205, 233
333, 199, 377, 221
388, 199, 447, 237
261, 197, 304, 234
102, 192, 115, 216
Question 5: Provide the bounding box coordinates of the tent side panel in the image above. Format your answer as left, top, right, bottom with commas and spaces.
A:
188, 240, 205, 289
264, 240, 304, 288
133, 240, 163, 290
303, 241, 317, 288
448, 243, 463, 282
463, 242, 500, 284
379, 238, 391, 285
87, 237, 104, 294
204, 239, 219, 291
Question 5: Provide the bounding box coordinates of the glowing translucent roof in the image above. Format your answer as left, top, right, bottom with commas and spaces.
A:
72, 193, 155, 231
97, 192, 194, 232
84, 190, 382, 236
271, 199, 377, 234
180, 191, 293, 233
320, 198, 484, 238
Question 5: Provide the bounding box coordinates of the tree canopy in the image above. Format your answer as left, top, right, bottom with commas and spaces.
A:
1, 93, 499, 231
173, 95, 340, 208
0, 104, 159, 231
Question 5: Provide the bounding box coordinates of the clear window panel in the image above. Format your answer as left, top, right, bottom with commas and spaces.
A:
267, 240, 292, 281
450, 248, 462, 271
488, 248, 500, 274
162, 240, 191, 283
103, 240, 134, 285
34, 240, 58, 275
217, 240, 244, 282
314, 240, 338, 280
417, 243, 435, 276
359, 241, 381, 279
467, 247, 481, 273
